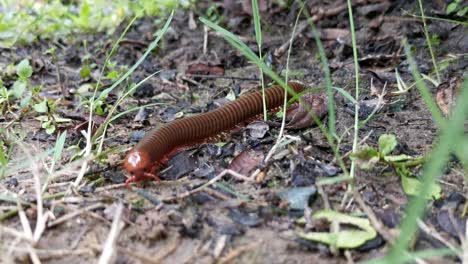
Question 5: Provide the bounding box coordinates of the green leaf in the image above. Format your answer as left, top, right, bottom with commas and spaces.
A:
11, 80, 26, 98
105, 70, 119, 80
0, 141, 7, 166
45, 125, 56, 135
16, 59, 33, 79
383, 154, 413, 163
350, 145, 380, 170
252, 0, 262, 47
80, 66, 91, 78
401, 174, 441, 199
33, 100, 49, 113
41, 119, 56, 134
53, 131, 67, 164
20, 94, 31, 108
78, 1, 91, 28
225, 89, 236, 101
298, 210, 377, 249
333, 86, 358, 105
446, 2, 458, 14
457, 6, 468, 16
378, 134, 397, 156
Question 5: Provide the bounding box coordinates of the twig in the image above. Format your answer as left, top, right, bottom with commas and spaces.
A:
218, 240, 261, 264
463, 219, 467, 264
161, 169, 252, 202
353, 190, 396, 243
417, 219, 462, 259
99, 203, 124, 264
0, 225, 35, 243
47, 203, 105, 228
117, 235, 181, 264
185, 74, 259, 81
2, 246, 94, 258
203, 25, 208, 55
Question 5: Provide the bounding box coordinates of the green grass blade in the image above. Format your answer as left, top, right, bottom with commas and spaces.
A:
51, 130, 67, 172
363, 247, 460, 264
346, 0, 361, 182
252, 0, 262, 47
417, 0, 441, 83
251, 0, 267, 121
404, 39, 446, 128
200, 16, 349, 176
382, 46, 468, 264
299, 1, 336, 137
92, 11, 174, 144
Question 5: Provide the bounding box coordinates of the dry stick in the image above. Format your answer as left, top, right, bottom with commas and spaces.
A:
2, 246, 94, 259
317, 185, 339, 255
161, 169, 252, 202
99, 203, 124, 264
353, 190, 397, 243
203, 25, 208, 55
72, 126, 94, 192
259, 4, 305, 175
151, 235, 182, 263
117, 236, 181, 264
416, 219, 462, 259
0, 225, 35, 243
17, 202, 33, 241
344, 250, 354, 264
185, 74, 259, 81
13, 143, 52, 262
43, 154, 94, 186
203, 188, 231, 201
339, 83, 386, 161
218, 240, 261, 264
117, 247, 161, 264
464, 220, 468, 264
27, 245, 40, 264
47, 203, 105, 228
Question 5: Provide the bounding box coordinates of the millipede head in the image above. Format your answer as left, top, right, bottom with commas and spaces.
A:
123, 150, 154, 182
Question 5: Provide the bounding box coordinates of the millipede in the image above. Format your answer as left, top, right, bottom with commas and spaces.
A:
123, 82, 306, 188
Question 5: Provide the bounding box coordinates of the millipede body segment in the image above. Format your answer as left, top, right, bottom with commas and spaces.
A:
123, 82, 305, 188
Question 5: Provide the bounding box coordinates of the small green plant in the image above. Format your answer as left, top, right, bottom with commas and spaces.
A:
298, 210, 377, 249
0, 138, 10, 179
205, 5, 224, 24
0, 0, 189, 47
446, 0, 468, 17
351, 134, 441, 198
0, 59, 71, 134
0, 59, 34, 113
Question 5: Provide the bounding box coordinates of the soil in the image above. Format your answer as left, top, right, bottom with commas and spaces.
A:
1, 0, 467, 263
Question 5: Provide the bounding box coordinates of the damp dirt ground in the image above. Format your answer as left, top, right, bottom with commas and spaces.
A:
0, 1, 467, 263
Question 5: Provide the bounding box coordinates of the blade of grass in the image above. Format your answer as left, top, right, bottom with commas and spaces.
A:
251, 0, 267, 121
345, 0, 360, 183
298, 0, 336, 138
403, 43, 446, 128
95, 70, 162, 154
0, 140, 13, 179
403, 11, 468, 26
363, 247, 460, 264
200, 16, 349, 177
416, 0, 441, 83
263, 1, 305, 164
382, 43, 468, 264
92, 12, 173, 144
42, 130, 67, 192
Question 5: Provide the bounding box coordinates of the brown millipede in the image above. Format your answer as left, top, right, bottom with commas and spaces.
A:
123, 82, 305, 188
